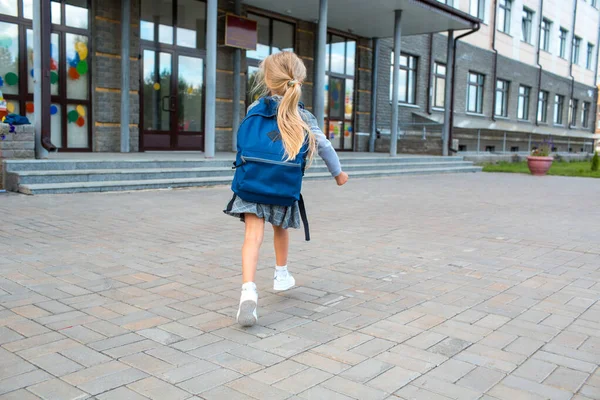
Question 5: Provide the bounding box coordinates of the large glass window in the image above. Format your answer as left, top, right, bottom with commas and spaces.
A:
568, 99, 578, 127
572, 36, 581, 65
559, 28, 568, 59
537, 90, 548, 123
498, 0, 512, 34
246, 13, 293, 61
521, 9, 533, 44
495, 79, 509, 117
517, 85, 530, 120
467, 72, 485, 114
433, 62, 446, 109
390, 52, 418, 105
0, 0, 90, 149
540, 19, 552, 52
324, 34, 356, 151
554, 94, 565, 125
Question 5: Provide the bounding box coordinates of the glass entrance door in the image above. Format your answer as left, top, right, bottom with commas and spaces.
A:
139, 0, 206, 151
326, 76, 354, 150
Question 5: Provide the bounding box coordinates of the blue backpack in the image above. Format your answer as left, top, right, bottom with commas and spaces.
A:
230, 97, 311, 240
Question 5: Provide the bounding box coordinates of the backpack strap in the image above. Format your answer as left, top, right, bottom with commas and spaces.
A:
298, 194, 310, 242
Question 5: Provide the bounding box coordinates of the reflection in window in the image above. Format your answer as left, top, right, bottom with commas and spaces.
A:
390, 52, 418, 105
178, 55, 204, 132
330, 35, 345, 74
246, 13, 293, 61
66, 33, 89, 100
27, 30, 60, 95
177, 0, 206, 49
66, 104, 88, 147
0, 22, 20, 96
140, 0, 174, 44
433, 62, 446, 109
0, 0, 17, 16
272, 20, 294, 54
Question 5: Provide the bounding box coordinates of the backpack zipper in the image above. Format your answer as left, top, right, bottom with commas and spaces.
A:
241, 155, 301, 168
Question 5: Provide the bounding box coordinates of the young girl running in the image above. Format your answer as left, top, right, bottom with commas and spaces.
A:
224, 51, 348, 327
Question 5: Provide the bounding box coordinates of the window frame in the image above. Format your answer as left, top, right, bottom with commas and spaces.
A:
498, 0, 512, 34
572, 36, 582, 65
582, 101, 590, 128
586, 42, 594, 70
521, 8, 534, 44
540, 18, 552, 52
470, 0, 486, 20
537, 90, 548, 123
246, 11, 296, 63
554, 94, 565, 125
569, 98, 578, 127
517, 85, 531, 120
0, 0, 93, 151
467, 71, 485, 114
559, 28, 568, 59
433, 62, 446, 109
495, 79, 510, 118
390, 52, 418, 105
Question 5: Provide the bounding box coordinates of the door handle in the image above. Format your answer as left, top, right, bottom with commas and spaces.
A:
170, 96, 176, 111
162, 96, 170, 112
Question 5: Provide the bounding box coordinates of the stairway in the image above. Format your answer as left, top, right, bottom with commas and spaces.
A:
3, 155, 482, 195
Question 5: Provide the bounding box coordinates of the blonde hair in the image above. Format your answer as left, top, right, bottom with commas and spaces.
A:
251, 52, 316, 163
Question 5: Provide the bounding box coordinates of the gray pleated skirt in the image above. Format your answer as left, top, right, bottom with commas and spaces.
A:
224, 194, 301, 229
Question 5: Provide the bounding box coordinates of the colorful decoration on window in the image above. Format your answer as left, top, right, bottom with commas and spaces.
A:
68, 106, 85, 127
68, 67, 80, 80
50, 105, 58, 115
76, 60, 88, 75
344, 124, 352, 137
5, 72, 18, 86
6, 102, 14, 113
67, 42, 88, 81
153, 82, 161, 91
26, 103, 34, 114
0, 76, 4, 87
50, 71, 59, 84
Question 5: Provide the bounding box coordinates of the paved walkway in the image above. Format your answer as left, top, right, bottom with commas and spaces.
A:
0, 173, 599, 400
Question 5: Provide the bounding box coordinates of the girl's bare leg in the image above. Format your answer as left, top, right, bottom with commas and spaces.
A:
242, 214, 265, 283
272, 225, 289, 267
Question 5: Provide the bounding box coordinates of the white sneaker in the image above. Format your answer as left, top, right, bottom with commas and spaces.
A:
274, 268, 296, 291
237, 283, 258, 327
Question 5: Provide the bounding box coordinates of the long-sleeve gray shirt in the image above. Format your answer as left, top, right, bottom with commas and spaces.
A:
248, 98, 343, 177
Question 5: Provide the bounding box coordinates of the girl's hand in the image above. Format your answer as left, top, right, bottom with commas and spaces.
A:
335, 172, 348, 186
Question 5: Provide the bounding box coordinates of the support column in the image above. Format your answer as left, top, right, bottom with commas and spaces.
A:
204, 0, 217, 158
503, 132, 507, 153
390, 10, 402, 157
369, 38, 379, 153
32, 0, 49, 158
120, 0, 131, 153
313, 0, 328, 131
442, 30, 454, 157
231, 0, 242, 152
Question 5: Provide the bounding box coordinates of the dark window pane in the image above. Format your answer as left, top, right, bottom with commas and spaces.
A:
176, 0, 206, 49
272, 20, 294, 54
178, 55, 204, 132
246, 13, 270, 60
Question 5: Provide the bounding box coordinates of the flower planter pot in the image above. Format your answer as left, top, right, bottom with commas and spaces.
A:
527, 156, 553, 176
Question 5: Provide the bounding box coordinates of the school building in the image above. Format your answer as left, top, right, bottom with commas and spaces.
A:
0, 0, 598, 159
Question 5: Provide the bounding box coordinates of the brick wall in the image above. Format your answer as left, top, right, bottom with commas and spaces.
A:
92, 0, 140, 152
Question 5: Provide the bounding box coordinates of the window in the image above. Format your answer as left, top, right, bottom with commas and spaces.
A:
554, 94, 565, 125
495, 79, 509, 117
511, 146, 519, 152
593, 0, 598, 8
569, 99, 578, 126
517, 85, 531, 120
582, 102, 590, 128
246, 13, 294, 61
540, 19, 552, 51
498, 0, 512, 34
537, 90, 548, 122
485, 145, 496, 152
559, 28, 568, 58
587, 43, 594, 69
522, 9, 534, 43
437, 0, 453, 4
0, 0, 91, 150
390, 53, 418, 105
572, 36, 581, 64
470, 0, 486, 19
467, 72, 485, 114
433, 62, 446, 109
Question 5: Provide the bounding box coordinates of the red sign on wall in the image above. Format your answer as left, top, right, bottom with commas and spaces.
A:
225, 14, 258, 50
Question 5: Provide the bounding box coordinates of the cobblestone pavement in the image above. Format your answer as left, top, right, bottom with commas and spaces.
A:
1, 173, 599, 400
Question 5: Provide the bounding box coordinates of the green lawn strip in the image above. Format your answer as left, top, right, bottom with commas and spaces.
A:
482, 161, 600, 178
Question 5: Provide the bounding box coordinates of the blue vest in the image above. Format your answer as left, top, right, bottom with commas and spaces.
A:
231, 97, 309, 207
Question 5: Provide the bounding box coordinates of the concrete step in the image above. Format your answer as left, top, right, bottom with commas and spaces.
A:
11, 161, 477, 185
4, 155, 467, 172
19, 165, 482, 195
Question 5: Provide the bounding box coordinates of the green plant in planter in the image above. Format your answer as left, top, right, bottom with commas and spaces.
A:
531, 143, 551, 157
592, 152, 599, 172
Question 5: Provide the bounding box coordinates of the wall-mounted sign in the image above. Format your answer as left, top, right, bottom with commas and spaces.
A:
225, 14, 258, 50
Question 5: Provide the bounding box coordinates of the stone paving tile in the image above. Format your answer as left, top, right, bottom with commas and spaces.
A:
27, 378, 87, 400
2, 175, 600, 399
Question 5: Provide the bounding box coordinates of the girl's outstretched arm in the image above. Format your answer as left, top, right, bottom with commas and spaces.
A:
302, 110, 343, 178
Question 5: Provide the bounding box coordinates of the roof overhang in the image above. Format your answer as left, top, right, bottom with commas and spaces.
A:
242, 0, 480, 38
